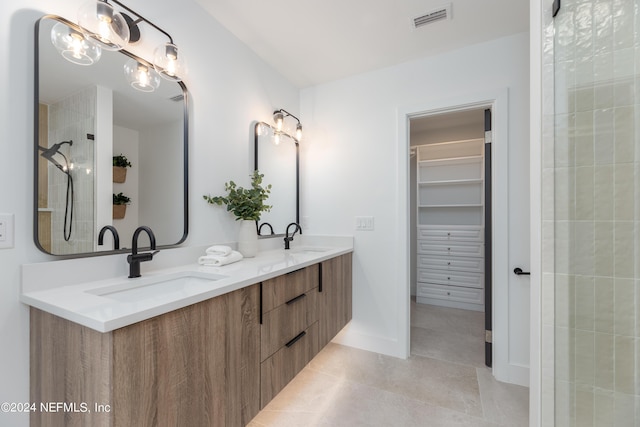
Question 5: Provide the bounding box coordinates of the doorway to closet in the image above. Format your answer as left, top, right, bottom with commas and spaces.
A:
409, 107, 492, 367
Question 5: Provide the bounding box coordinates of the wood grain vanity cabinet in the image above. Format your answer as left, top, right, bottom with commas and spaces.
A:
30, 253, 353, 427
30, 284, 261, 427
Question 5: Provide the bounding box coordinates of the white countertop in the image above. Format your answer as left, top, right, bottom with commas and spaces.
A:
21, 236, 353, 333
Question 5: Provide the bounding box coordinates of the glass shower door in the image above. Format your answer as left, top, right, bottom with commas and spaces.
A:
548, 0, 640, 425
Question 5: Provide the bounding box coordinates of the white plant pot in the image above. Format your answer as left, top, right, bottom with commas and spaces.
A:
238, 220, 258, 258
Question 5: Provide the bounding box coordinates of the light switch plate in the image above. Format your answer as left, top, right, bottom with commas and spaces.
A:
0, 213, 14, 249
355, 216, 374, 231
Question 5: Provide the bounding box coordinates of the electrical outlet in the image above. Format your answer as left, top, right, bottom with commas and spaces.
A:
355, 216, 374, 231
0, 213, 14, 249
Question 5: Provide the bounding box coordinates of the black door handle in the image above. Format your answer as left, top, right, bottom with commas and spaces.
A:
514, 267, 530, 276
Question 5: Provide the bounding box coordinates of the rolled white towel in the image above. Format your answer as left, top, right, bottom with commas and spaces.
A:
205, 245, 233, 256
198, 250, 243, 266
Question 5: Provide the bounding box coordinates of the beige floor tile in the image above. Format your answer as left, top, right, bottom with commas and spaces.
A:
251, 368, 498, 427
308, 343, 484, 417
250, 300, 529, 427
476, 367, 529, 427
410, 325, 485, 368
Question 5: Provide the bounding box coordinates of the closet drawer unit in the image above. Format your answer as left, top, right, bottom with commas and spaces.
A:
416, 241, 484, 258
261, 322, 319, 406
417, 283, 484, 305
417, 226, 484, 242
417, 269, 483, 288
417, 255, 484, 273
261, 288, 318, 361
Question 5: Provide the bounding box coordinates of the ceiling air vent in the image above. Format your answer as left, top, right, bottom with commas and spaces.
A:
412, 4, 452, 29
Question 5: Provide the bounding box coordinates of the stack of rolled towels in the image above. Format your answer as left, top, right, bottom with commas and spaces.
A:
198, 245, 243, 266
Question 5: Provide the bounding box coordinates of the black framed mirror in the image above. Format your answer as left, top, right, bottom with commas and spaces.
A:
254, 122, 299, 237
34, 15, 188, 256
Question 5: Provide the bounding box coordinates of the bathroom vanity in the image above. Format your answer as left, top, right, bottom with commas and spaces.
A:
23, 242, 352, 427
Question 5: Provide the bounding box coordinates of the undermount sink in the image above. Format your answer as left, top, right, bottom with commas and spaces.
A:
290, 246, 331, 254
86, 272, 228, 303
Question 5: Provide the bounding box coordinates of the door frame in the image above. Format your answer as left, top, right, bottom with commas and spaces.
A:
396, 88, 510, 381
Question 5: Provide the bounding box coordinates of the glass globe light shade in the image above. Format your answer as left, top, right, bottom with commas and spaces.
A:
124, 59, 161, 92
153, 43, 186, 81
295, 123, 303, 141
78, 0, 130, 51
51, 22, 102, 66
273, 111, 284, 131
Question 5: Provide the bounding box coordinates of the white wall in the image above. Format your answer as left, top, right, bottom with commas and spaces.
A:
300, 32, 530, 382
0, 1, 298, 425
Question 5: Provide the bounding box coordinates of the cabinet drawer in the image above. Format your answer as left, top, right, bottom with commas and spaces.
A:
262, 264, 319, 313
417, 255, 484, 273
417, 283, 484, 305
417, 241, 484, 257
261, 322, 319, 407
417, 226, 483, 242
261, 288, 318, 361
417, 270, 483, 288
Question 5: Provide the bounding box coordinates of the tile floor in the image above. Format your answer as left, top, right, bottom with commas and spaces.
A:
249, 300, 529, 426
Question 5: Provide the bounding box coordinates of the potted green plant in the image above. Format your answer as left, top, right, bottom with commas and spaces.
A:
113, 192, 131, 219
203, 170, 272, 257
113, 154, 132, 183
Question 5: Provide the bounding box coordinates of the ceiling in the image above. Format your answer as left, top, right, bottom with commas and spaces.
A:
195, 0, 529, 88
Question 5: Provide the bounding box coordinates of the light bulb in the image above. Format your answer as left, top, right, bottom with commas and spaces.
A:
273, 111, 284, 131
51, 22, 102, 66
124, 59, 161, 92
295, 123, 303, 141
153, 42, 186, 81
78, 0, 130, 51
273, 133, 281, 146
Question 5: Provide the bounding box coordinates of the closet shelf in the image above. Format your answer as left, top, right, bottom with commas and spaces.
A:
418, 179, 483, 186
418, 155, 483, 165
419, 204, 483, 208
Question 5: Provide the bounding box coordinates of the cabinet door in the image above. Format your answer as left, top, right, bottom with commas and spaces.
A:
318, 253, 353, 348
261, 322, 319, 407
261, 288, 318, 361
112, 285, 261, 427
262, 265, 319, 312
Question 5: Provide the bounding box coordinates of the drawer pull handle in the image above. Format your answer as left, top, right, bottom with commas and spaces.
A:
285, 331, 306, 348
285, 293, 307, 305
286, 268, 304, 276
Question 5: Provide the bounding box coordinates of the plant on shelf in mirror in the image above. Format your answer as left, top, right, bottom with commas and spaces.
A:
113, 154, 132, 183
203, 170, 272, 258
113, 192, 131, 220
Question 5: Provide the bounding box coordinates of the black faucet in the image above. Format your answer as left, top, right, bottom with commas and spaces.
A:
127, 226, 158, 278
284, 222, 302, 250
258, 222, 275, 236
98, 225, 120, 250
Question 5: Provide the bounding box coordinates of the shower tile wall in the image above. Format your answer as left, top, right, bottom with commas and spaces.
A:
542, 0, 640, 425
48, 87, 96, 254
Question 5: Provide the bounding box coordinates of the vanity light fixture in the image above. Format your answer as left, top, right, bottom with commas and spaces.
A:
52, 0, 187, 89
124, 59, 160, 92
272, 109, 303, 142
78, 0, 130, 51
50, 22, 102, 66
